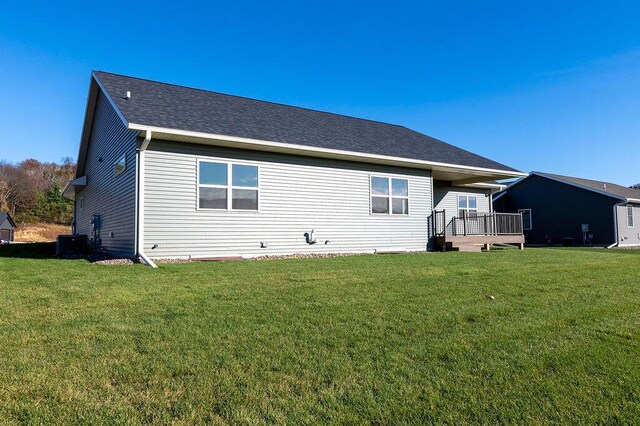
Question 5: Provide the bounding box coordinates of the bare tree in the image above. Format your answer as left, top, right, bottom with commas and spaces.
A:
0, 161, 33, 216
0, 158, 76, 223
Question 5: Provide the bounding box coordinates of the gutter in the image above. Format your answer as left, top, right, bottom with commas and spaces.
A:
128, 123, 527, 182
135, 129, 157, 268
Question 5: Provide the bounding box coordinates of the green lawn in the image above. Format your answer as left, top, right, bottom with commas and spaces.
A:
1, 247, 639, 424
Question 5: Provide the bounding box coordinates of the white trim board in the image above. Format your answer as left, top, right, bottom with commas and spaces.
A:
75, 72, 525, 184
91, 72, 129, 128
128, 123, 526, 183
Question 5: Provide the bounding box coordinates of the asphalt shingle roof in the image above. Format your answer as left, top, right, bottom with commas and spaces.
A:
536, 172, 640, 201
94, 71, 518, 172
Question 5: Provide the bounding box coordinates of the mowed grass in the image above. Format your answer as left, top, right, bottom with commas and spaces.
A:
1, 248, 639, 424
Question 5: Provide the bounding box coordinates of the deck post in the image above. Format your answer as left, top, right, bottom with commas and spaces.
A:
431, 211, 435, 238
463, 211, 467, 236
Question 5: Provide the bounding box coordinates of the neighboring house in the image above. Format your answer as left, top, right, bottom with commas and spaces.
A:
493, 171, 640, 247
63, 71, 525, 264
0, 212, 16, 243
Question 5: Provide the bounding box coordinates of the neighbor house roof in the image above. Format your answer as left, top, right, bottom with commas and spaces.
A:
495, 171, 640, 203
85, 71, 520, 179
0, 212, 16, 228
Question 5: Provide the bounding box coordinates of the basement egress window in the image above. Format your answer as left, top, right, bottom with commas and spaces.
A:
371, 176, 409, 215
198, 161, 258, 210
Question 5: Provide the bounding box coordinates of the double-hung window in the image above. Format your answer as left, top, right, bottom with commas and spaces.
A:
371, 176, 409, 215
458, 195, 478, 217
198, 161, 259, 210
628, 205, 634, 228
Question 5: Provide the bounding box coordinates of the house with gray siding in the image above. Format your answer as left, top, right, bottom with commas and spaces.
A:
64, 71, 525, 265
493, 172, 640, 247
0, 212, 16, 243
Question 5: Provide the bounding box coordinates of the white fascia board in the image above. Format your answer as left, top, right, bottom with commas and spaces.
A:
460, 182, 507, 190
128, 123, 527, 181
76, 73, 131, 178
491, 174, 532, 201
61, 182, 74, 199
70, 176, 87, 186
91, 72, 129, 128
492, 190, 507, 201
61, 176, 87, 199
625, 198, 640, 204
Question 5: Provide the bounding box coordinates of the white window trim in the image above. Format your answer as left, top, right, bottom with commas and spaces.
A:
114, 153, 126, 177
627, 205, 634, 228
457, 194, 478, 217
518, 208, 533, 230
370, 175, 409, 216
197, 158, 260, 212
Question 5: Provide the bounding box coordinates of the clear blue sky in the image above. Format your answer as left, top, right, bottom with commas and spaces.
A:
1, 1, 639, 185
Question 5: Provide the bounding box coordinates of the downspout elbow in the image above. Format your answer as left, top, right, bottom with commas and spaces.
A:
138, 251, 157, 268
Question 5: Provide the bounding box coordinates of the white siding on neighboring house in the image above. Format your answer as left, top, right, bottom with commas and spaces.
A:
75, 92, 138, 256
616, 203, 640, 246
143, 140, 433, 259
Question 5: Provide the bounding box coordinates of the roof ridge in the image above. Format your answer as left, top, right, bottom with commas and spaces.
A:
535, 171, 638, 190
93, 70, 408, 130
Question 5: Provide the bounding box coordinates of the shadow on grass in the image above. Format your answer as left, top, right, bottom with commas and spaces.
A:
0, 242, 59, 259
530, 246, 640, 255
0, 243, 138, 263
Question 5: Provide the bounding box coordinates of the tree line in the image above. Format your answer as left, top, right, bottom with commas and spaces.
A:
0, 157, 637, 226
0, 158, 76, 225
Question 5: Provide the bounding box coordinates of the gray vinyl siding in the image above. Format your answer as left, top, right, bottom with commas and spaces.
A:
0, 218, 13, 231
432, 181, 492, 223
616, 203, 640, 246
143, 140, 432, 258
75, 92, 138, 256
0, 219, 14, 241
427, 182, 491, 242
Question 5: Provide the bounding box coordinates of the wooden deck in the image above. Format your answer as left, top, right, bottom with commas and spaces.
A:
434, 234, 525, 252
432, 210, 525, 252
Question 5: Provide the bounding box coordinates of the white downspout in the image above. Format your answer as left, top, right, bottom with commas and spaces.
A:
608, 201, 625, 249
136, 129, 157, 268
489, 189, 497, 214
